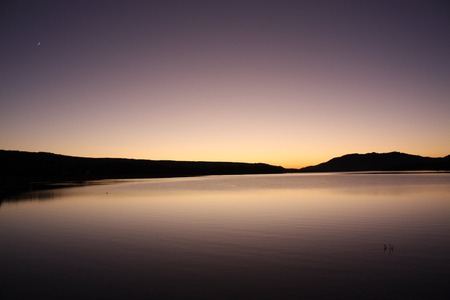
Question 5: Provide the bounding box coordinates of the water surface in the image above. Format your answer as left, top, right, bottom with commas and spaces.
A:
1, 173, 450, 299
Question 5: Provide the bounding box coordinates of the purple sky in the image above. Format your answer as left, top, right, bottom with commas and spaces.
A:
1, 0, 449, 167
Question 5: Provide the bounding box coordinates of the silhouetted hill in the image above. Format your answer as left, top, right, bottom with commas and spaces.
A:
3, 150, 449, 198
0, 150, 288, 196
299, 152, 450, 173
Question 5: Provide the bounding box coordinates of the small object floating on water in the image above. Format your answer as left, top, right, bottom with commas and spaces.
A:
384, 243, 395, 253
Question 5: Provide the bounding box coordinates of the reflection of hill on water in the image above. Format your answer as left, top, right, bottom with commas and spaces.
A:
0, 179, 119, 205
0, 182, 88, 206
0, 190, 55, 209
3, 189, 57, 202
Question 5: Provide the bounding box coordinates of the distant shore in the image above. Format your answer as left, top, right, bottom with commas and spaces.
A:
0, 150, 289, 199
2, 150, 449, 200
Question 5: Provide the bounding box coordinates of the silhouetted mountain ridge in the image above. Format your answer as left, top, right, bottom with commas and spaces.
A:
299, 152, 450, 172
0, 150, 288, 196
2, 150, 449, 197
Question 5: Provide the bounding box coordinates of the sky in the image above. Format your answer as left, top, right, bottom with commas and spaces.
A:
1, 0, 449, 168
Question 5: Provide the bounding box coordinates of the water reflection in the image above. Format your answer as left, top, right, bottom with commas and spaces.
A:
1, 173, 450, 299
0, 179, 120, 206
0, 190, 58, 210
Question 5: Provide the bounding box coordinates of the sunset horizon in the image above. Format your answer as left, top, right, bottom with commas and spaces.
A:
2, 2, 450, 298
2, 147, 449, 170
2, 1, 449, 170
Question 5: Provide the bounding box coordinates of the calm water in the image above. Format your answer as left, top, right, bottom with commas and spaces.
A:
1, 173, 450, 299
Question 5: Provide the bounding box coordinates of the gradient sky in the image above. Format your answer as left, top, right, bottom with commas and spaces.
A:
1, 0, 449, 168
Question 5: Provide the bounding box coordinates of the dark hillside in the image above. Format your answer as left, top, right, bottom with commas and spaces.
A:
300, 152, 450, 172
0, 150, 287, 196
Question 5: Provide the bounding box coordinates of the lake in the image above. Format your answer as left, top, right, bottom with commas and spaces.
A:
1, 173, 450, 299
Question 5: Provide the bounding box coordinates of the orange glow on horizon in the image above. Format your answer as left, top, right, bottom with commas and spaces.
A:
1, 2, 449, 167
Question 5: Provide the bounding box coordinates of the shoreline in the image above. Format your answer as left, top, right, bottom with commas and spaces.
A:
2, 170, 449, 203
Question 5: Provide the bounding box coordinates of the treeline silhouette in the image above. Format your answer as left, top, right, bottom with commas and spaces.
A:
0, 150, 287, 196
299, 152, 450, 172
